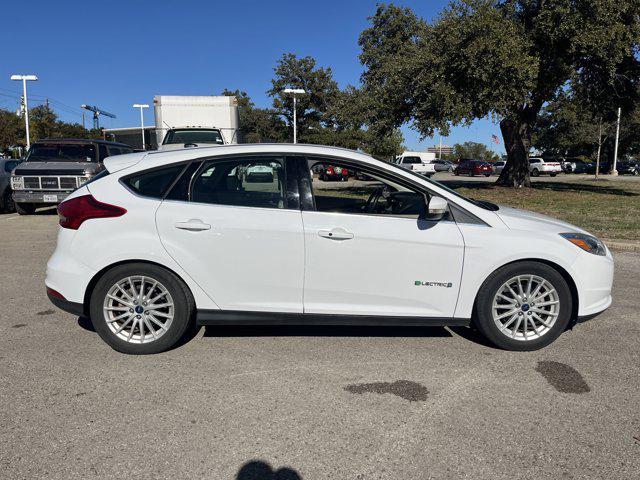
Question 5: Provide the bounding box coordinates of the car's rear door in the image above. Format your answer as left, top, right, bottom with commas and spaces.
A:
300, 158, 465, 318
155, 155, 305, 312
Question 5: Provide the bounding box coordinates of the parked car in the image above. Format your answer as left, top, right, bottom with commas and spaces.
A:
563, 158, 590, 174
431, 159, 455, 172
319, 164, 350, 181
0, 158, 22, 213
492, 161, 505, 175
454, 160, 492, 177
584, 161, 612, 174
393, 155, 436, 177
529, 157, 561, 177
46, 144, 613, 354
11, 138, 133, 214
616, 160, 639, 175
245, 164, 275, 183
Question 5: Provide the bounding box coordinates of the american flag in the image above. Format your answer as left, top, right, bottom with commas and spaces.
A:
491, 134, 501, 144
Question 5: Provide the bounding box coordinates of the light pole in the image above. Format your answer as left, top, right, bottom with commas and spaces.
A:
611, 106, 621, 176
10, 74, 38, 149
132, 104, 149, 150
283, 88, 306, 143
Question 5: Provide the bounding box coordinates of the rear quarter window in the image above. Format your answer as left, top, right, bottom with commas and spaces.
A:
122, 164, 186, 199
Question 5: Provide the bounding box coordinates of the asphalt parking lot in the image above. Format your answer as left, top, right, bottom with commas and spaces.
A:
1, 212, 639, 479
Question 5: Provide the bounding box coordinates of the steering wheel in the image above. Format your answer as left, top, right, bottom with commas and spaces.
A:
363, 186, 384, 214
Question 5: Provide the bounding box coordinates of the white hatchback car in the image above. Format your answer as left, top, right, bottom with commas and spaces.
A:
46, 144, 613, 354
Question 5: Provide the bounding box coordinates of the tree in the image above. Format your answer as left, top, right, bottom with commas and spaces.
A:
268, 53, 340, 142
30, 103, 58, 140
221, 89, 288, 143
266, 54, 404, 158
453, 141, 500, 161
359, 1, 640, 186
0, 109, 23, 153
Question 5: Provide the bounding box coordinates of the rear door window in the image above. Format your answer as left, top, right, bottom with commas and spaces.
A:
190, 157, 286, 209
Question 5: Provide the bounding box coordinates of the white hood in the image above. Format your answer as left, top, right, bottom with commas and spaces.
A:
495, 206, 589, 235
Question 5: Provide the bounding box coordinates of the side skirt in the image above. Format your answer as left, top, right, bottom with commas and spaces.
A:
196, 309, 471, 327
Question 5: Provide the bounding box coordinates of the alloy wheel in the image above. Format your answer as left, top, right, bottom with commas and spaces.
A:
102, 276, 174, 344
491, 274, 560, 341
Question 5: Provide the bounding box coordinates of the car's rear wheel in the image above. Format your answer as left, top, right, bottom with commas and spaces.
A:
550, 173, 557, 177
15, 202, 36, 215
473, 261, 573, 351
89, 263, 195, 354
531, 169, 539, 177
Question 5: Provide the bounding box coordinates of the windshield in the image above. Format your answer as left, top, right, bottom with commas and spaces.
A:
387, 160, 499, 211
26, 143, 96, 162
163, 129, 224, 145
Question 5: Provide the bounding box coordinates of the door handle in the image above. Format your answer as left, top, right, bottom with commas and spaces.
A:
318, 228, 354, 240
174, 219, 211, 231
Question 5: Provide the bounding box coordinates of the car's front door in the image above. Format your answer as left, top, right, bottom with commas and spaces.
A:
155, 155, 305, 312
302, 159, 465, 318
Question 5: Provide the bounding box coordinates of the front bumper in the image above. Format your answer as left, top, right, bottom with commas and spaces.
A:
13, 190, 73, 204
571, 247, 615, 317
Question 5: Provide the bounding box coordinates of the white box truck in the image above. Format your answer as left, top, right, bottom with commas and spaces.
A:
154, 95, 240, 148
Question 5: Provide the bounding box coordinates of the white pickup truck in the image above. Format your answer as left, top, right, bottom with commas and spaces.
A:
529, 157, 562, 177
394, 155, 436, 177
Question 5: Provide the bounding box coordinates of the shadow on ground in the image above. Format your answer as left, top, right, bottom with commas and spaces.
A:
236, 460, 301, 480
203, 324, 452, 338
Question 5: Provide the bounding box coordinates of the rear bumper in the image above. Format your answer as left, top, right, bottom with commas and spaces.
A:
47, 289, 84, 317
13, 190, 73, 204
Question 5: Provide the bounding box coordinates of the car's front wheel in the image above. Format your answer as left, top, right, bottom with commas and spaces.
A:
89, 263, 195, 354
473, 261, 573, 351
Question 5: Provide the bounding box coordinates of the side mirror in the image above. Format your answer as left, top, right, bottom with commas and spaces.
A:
426, 195, 447, 220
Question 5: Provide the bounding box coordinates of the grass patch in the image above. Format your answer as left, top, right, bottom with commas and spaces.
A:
452, 178, 640, 240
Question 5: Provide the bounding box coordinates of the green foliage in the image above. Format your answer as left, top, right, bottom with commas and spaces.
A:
453, 141, 500, 161
0, 106, 101, 153
0, 109, 24, 153
221, 89, 287, 143
266, 53, 404, 159
358, 1, 640, 185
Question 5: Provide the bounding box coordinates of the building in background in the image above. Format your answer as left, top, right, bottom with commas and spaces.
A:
427, 145, 454, 156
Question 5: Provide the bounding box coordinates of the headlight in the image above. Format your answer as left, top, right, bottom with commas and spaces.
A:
560, 232, 606, 256
11, 176, 24, 190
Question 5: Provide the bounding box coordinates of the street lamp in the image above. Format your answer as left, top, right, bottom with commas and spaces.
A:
10, 74, 38, 149
283, 88, 306, 143
132, 104, 149, 150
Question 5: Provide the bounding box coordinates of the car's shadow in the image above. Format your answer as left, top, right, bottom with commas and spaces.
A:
77, 315, 493, 349
202, 324, 453, 338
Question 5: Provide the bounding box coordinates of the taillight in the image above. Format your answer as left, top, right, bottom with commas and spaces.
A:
57, 194, 126, 230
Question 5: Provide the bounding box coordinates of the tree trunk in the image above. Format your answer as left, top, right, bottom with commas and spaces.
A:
496, 117, 532, 187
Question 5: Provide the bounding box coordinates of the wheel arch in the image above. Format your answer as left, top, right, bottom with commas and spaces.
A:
82, 259, 197, 316
473, 258, 579, 325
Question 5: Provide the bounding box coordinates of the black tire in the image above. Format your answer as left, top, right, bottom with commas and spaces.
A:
484, 174, 490, 177
15, 202, 36, 215
531, 169, 539, 177
454, 169, 459, 176
473, 261, 573, 351
89, 263, 195, 354
1, 189, 15, 213
550, 173, 557, 177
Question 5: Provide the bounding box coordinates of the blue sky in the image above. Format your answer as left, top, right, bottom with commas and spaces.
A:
1, 0, 504, 153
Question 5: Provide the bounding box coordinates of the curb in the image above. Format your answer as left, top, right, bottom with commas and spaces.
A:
603, 239, 640, 254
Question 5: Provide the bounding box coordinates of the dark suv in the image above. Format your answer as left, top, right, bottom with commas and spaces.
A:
11, 138, 133, 214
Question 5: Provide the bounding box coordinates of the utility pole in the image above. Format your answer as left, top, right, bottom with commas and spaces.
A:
611, 107, 621, 176
132, 104, 149, 150
283, 88, 306, 143
10, 74, 38, 149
